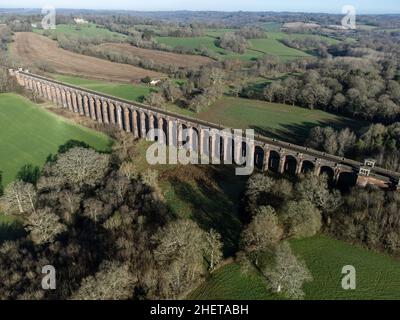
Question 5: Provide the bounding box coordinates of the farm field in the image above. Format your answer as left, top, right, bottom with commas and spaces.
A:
34, 23, 127, 42
191, 235, 400, 300
197, 96, 364, 143
0, 93, 112, 186
155, 35, 311, 61
51, 74, 156, 102
11, 32, 164, 82
96, 43, 214, 68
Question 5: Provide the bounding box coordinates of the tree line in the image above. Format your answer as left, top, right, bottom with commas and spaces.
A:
306, 123, 400, 172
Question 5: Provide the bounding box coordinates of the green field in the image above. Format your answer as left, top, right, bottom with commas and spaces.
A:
52, 74, 156, 102
191, 235, 400, 300
268, 31, 340, 45
34, 23, 127, 42
155, 30, 340, 61
155, 35, 310, 61
0, 93, 112, 186
197, 97, 364, 143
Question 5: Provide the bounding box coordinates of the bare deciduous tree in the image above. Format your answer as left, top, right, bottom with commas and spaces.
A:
241, 206, 283, 265
0, 180, 37, 215
262, 242, 312, 300
25, 208, 67, 245
71, 261, 137, 300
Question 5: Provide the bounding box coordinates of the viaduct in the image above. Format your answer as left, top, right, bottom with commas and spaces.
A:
10, 69, 400, 190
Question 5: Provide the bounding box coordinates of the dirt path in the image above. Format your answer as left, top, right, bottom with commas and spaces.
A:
97, 43, 214, 69
12, 32, 165, 82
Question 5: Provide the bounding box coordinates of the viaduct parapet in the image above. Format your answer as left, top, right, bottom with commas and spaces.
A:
11, 69, 400, 190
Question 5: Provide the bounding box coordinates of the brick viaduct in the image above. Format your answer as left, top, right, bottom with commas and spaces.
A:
11, 69, 400, 190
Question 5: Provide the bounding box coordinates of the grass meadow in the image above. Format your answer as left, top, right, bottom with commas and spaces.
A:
191, 235, 400, 300
34, 23, 127, 42
52, 74, 156, 102
0, 93, 112, 186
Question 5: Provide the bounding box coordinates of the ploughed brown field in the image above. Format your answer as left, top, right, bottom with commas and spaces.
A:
12, 32, 165, 82
96, 43, 213, 68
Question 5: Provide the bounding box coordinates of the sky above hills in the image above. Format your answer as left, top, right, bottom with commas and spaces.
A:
1, 0, 399, 14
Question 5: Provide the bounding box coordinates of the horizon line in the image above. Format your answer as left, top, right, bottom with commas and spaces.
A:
1, 7, 400, 15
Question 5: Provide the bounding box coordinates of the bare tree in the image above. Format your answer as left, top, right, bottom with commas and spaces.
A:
203, 229, 223, 271
152, 219, 207, 299
49, 147, 110, 191
262, 242, 312, 300
0, 180, 37, 216
25, 208, 67, 245
281, 200, 322, 239
241, 206, 283, 265
71, 261, 137, 300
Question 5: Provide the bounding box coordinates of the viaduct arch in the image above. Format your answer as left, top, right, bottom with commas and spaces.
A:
11, 69, 400, 190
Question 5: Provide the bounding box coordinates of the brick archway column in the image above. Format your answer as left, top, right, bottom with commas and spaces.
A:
66, 91, 73, 111
101, 100, 109, 124
132, 110, 139, 138
314, 160, 322, 176
96, 99, 103, 123
89, 96, 96, 120
61, 90, 67, 108
54, 87, 61, 106
278, 153, 286, 174
51, 86, 57, 104
71, 91, 79, 113
210, 130, 220, 163
83, 95, 90, 117
263, 148, 271, 172
77, 94, 84, 115
141, 111, 147, 138
108, 102, 116, 124
295, 156, 304, 175
149, 113, 155, 141
124, 106, 131, 132
46, 84, 52, 101
116, 105, 123, 129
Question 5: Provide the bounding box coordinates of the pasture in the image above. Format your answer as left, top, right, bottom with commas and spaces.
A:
52, 74, 156, 102
197, 97, 364, 143
155, 30, 340, 61
96, 43, 213, 69
155, 34, 311, 61
34, 23, 127, 42
191, 235, 400, 300
0, 93, 112, 186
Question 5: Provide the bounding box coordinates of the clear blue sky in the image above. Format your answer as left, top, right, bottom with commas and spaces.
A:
1, 0, 399, 14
